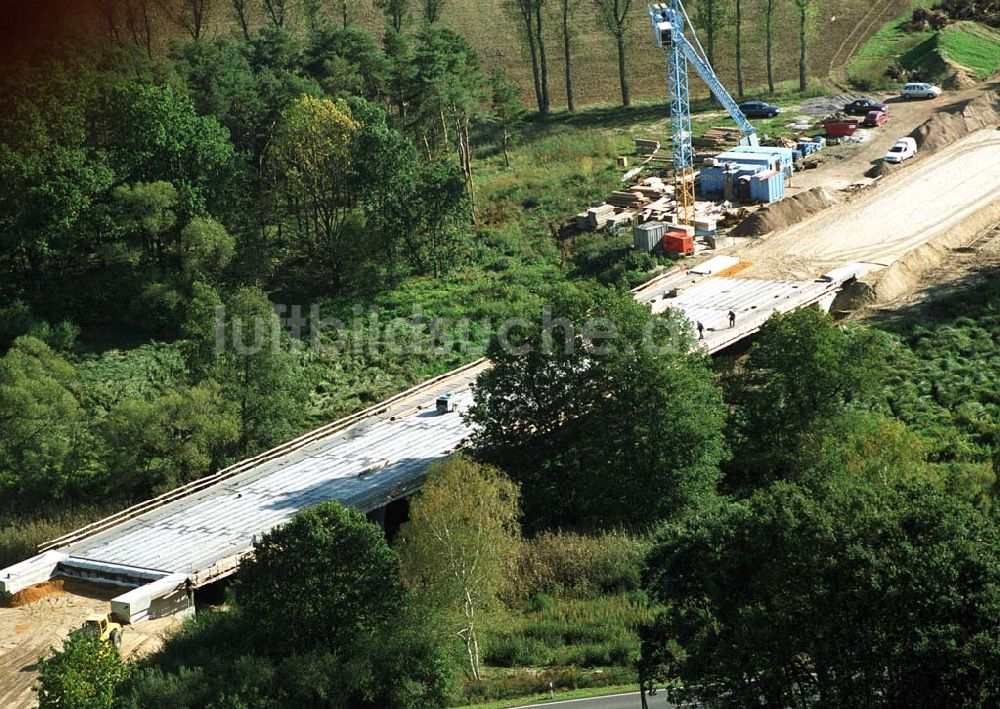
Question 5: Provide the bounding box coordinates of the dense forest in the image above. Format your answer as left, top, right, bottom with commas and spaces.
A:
4, 2, 1000, 708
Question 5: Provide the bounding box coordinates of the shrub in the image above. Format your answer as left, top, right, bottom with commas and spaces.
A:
517, 530, 648, 597
457, 666, 636, 704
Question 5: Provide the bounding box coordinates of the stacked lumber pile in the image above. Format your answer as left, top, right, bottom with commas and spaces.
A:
631, 176, 672, 200
634, 138, 661, 155
607, 190, 648, 208
607, 210, 635, 229
692, 126, 741, 149
639, 196, 674, 222
575, 204, 616, 230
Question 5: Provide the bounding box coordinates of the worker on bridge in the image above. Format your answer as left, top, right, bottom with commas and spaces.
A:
728, 310, 736, 328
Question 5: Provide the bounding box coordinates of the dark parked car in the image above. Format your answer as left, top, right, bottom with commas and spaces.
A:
738, 100, 781, 118
843, 97, 888, 115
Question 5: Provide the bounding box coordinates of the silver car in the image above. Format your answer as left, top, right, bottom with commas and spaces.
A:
901, 82, 942, 99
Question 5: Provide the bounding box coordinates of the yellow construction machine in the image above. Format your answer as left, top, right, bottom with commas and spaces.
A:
79, 612, 124, 649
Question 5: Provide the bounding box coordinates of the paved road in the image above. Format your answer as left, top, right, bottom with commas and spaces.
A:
513, 690, 677, 709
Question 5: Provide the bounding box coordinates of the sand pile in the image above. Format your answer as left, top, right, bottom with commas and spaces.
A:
3, 579, 65, 607
730, 187, 838, 237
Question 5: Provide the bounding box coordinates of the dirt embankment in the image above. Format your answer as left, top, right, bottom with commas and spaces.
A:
910, 85, 1000, 152
838, 200, 1000, 309
731, 187, 839, 238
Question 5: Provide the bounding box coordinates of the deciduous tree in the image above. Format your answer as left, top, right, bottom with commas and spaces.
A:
99, 380, 239, 495
397, 456, 521, 679
375, 0, 411, 30
236, 502, 406, 655
104, 82, 236, 219
506, 0, 550, 116
692, 0, 726, 67
216, 286, 307, 453
0, 337, 91, 502
592, 0, 634, 106
266, 95, 357, 261
229, 0, 252, 40
423, 0, 447, 22
794, 0, 815, 91
469, 287, 726, 529
560, 0, 580, 111
489, 67, 526, 168
165, 0, 213, 40
642, 477, 1000, 707
725, 307, 894, 488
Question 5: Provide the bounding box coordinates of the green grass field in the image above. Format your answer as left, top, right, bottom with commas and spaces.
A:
939, 22, 1000, 80
848, 8, 1000, 88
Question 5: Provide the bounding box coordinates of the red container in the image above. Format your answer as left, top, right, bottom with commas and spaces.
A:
823, 121, 858, 137
662, 230, 694, 255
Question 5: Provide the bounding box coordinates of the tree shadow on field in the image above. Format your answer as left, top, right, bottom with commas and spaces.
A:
526, 101, 669, 132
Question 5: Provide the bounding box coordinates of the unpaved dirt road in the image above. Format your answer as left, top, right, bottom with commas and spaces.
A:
743, 128, 1000, 279
0, 583, 183, 709
0, 584, 114, 709
790, 87, 989, 192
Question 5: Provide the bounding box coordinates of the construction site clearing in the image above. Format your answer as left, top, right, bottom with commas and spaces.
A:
566, 108, 897, 261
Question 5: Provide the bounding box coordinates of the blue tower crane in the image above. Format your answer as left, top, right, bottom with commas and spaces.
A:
648, 1, 759, 224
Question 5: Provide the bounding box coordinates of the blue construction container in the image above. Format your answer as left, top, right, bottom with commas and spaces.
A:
749, 170, 785, 203
729, 146, 797, 178
699, 165, 725, 195
714, 150, 774, 166
713, 152, 779, 179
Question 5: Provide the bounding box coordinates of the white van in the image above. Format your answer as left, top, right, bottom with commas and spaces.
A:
884, 137, 917, 163
902, 83, 942, 99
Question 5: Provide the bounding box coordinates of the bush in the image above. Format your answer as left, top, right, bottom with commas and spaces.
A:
457, 666, 636, 704
37, 633, 129, 709
484, 636, 555, 667
517, 531, 648, 597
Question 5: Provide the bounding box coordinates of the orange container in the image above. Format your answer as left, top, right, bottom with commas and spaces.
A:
662, 230, 694, 255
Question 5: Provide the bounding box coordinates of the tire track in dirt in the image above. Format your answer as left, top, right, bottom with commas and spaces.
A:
827, 0, 901, 85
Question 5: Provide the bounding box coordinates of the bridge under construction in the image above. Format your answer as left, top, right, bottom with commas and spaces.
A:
0, 261, 864, 622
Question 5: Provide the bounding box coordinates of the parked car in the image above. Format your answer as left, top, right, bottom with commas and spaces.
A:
863, 110, 888, 127
883, 137, 917, 163
738, 100, 781, 118
901, 82, 942, 99
843, 97, 889, 115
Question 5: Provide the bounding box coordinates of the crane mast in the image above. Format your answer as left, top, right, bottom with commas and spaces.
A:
648, 1, 759, 224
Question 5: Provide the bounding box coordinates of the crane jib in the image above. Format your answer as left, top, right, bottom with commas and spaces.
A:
647, 1, 759, 148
